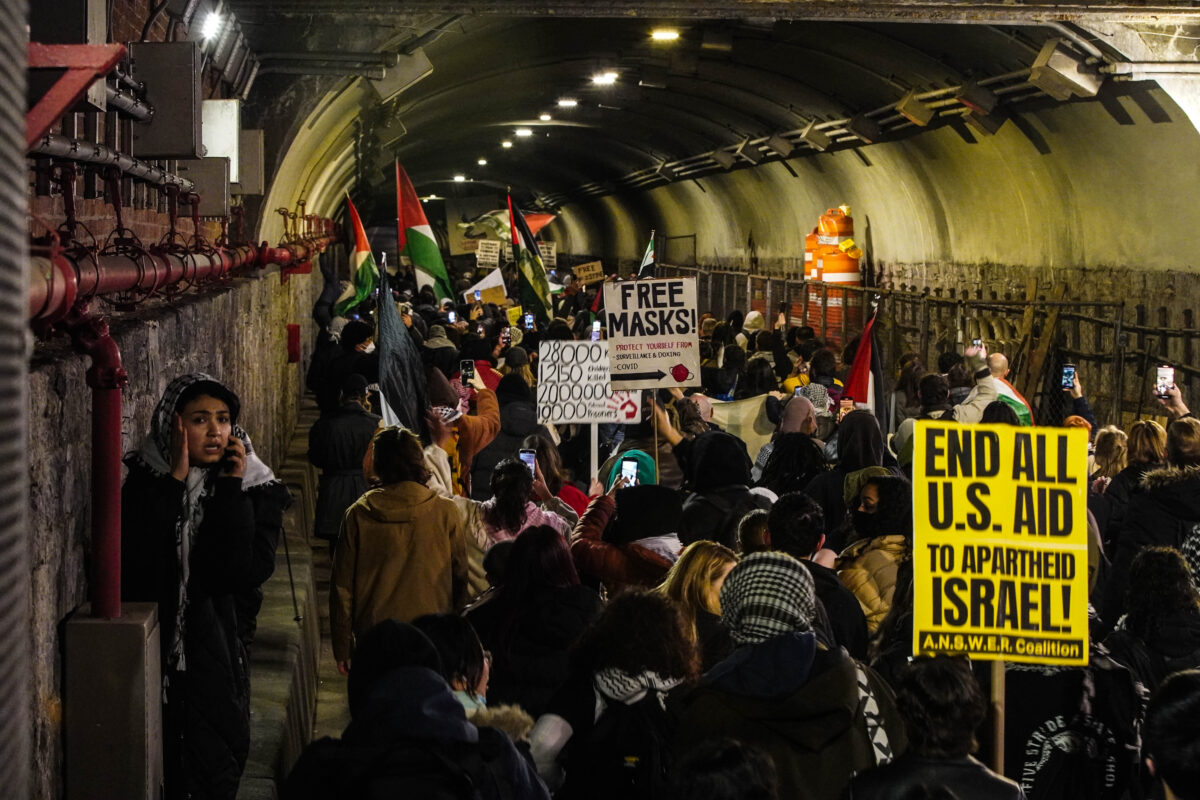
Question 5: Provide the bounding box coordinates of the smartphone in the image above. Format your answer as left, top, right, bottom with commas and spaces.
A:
620, 457, 639, 486
474, 290, 482, 301
1061, 363, 1076, 390
476, 323, 485, 336
523, 313, 534, 331
460, 360, 475, 381
590, 320, 601, 341
1157, 365, 1175, 398
447, 310, 456, 324
519, 448, 537, 477
971, 338, 983, 349
500, 328, 511, 346
794, 386, 804, 397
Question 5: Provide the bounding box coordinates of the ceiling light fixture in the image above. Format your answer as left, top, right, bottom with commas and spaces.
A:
799, 121, 831, 151
591, 71, 619, 85
453, 174, 466, 182
501, 140, 513, 148
539, 113, 552, 121
201, 11, 223, 41
651, 29, 680, 41
477, 158, 487, 166
766, 134, 794, 158
710, 150, 736, 170
557, 98, 578, 108
515, 128, 533, 137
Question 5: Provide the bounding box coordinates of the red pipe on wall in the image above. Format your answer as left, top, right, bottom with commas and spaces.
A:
32, 222, 339, 618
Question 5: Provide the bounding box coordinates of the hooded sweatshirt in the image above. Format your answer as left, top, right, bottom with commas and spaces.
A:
330, 482, 469, 661
678, 431, 770, 548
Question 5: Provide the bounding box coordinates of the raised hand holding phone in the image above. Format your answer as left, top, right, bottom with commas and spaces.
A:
221, 435, 246, 478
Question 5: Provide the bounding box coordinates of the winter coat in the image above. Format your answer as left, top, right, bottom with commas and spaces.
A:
121, 463, 289, 800
330, 482, 469, 661
1105, 464, 1200, 623
673, 633, 906, 800
308, 401, 381, 540
470, 399, 551, 501
806, 560, 869, 660
569, 494, 680, 596
837, 535, 909, 634
1103, 609, 1200, 692
282, 666, 549, 800
1098, 461, 1162, 552
467, 585, 603, 718
845, 754, 1025, 800
676, 430, 769, 549
457, 388, 502, 498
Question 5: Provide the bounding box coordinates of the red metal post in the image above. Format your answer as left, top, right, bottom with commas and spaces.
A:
67, 311, 128, 619
27, 43, 126, 150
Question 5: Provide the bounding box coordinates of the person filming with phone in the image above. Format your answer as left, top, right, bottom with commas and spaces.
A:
122, 374, 291, 800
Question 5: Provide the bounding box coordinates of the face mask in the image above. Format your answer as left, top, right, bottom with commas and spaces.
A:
361, 341, 376, 353
852, 508, 884, 540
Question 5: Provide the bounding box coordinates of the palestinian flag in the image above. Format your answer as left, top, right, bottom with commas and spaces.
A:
843, 311, 889, 436
396, 162, 454, 301
508, 194, 553, 323
375, 245, 429, 437
333, 194, 378, 317
637, 230, 656, 279
995, 377, 1034, 426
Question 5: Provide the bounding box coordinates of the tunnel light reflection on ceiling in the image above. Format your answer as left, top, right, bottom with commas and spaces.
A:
477, 158, 487, 165
515, 128, 533, 137
501, 140, 513, 148
592, 71, 619, 85
201, 11, 223, 41
557, 98, 578, 107
651, 29, 680, 41
539, 113, 552, 121
453, 175, 466, 182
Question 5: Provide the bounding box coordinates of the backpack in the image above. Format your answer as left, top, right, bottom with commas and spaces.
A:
563, 690, 675, 800
684, 489, 768, 550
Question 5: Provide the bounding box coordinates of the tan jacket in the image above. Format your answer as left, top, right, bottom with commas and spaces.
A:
837, 535, 909, 633
330, 481, 468, 660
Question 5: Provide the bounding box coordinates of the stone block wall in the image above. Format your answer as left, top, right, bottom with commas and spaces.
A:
27, 266, 320, 800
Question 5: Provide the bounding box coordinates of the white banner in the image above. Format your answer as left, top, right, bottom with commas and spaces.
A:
536, 340, 642, 425
604, 277, 701, 390
475, 239, 501, 269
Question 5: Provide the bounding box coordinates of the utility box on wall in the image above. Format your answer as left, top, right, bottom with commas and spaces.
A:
129, 42, 203, 158
29, 0, 107, 110
176, 158, 231, 216
233, 129, 265, 196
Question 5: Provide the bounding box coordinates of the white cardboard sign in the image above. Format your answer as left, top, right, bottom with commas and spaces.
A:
475, 239, 501, 268
603, 277, 701, 390
536, 340, 642, 425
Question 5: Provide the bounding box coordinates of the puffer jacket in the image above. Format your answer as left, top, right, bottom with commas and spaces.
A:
569, 494, 680, 596
330, 482, 469, 661
837, 535, 910, 633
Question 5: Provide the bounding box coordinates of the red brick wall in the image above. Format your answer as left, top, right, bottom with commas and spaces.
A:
29, 194, 223, 245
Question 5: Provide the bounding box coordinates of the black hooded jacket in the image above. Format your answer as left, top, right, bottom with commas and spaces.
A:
678, 431, 771, 549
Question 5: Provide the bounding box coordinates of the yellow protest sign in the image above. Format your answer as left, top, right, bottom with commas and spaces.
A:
912, 421, 1089, 666
573, 260, 605, 284
506, 305, 523, 327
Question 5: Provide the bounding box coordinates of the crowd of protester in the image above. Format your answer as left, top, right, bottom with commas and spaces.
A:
137, 255, 1200, 799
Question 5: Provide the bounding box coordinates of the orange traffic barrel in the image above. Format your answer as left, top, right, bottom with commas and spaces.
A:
820, 250, 863, 345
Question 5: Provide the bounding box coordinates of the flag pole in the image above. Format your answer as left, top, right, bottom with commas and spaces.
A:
991, 661, 1005, 772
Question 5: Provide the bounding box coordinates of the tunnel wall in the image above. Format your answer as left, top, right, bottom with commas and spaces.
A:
545, 86, 1200, 302
26, 267, 320, 800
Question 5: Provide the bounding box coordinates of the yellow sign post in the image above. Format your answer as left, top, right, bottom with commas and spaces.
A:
912, 421, 1090, 666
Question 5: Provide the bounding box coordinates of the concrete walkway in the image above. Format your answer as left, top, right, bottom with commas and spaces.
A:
236, 397, 349, 799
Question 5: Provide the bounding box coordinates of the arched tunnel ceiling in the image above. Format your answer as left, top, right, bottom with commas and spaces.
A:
228, 1, 1200, 244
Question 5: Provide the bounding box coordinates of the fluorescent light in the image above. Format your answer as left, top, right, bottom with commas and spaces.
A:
557, 98, 578, 108
201, 11, 222, 41
501, 140, 513, 148
515, 128, 533, 137
453, 174, 466, 182
651, 29, 680, 41
592, 71, 619, 85
477, 158, 487, 166
539, 113, 552, 121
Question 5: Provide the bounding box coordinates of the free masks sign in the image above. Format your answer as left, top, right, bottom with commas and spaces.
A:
604, 277, 701, 390
912, 422, 1090, 666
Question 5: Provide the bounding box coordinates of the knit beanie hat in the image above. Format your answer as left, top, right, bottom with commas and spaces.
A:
719, 552, 816, 645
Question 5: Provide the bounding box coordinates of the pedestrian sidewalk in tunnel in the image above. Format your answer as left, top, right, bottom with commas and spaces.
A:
236, 396, 350, 800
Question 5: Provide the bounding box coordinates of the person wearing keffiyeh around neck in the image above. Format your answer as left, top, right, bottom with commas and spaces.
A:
121, 374, 290, 800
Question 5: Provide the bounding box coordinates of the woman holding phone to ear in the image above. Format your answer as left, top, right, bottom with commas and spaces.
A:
122, 374, 290, 800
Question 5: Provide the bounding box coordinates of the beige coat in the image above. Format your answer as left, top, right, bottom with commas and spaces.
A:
330, 481, 468, 661
837, 534, 910, 633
